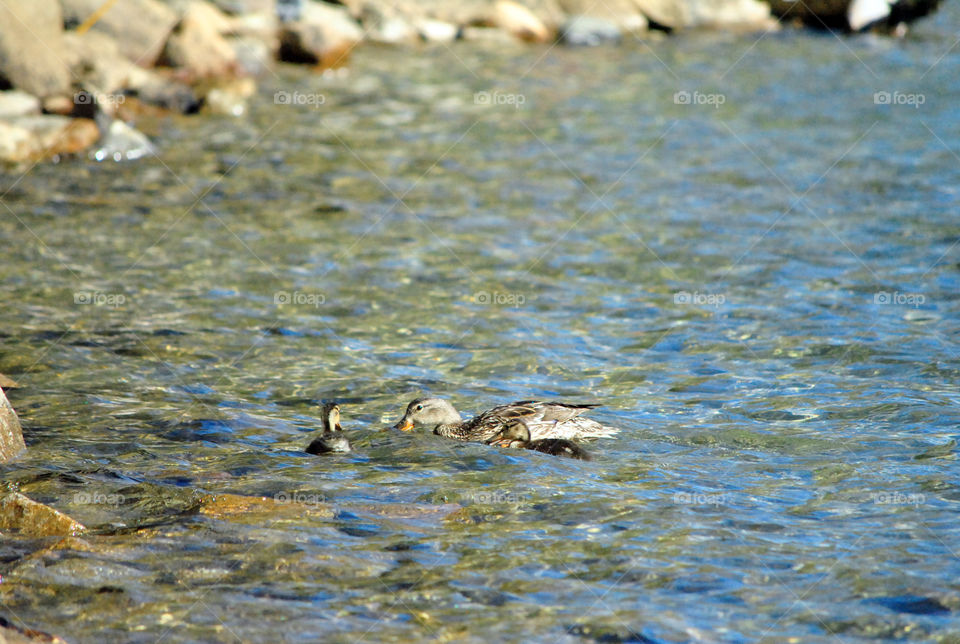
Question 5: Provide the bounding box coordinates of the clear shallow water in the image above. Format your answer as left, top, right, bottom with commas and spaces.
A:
2, 9, 960, 642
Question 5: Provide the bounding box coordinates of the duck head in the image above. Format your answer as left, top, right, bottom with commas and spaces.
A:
487, 421, 530, 448
393, 398, 462, 431
322, 402, 342, 433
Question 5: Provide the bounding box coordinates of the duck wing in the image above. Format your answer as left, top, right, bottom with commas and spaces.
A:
485, 400, 615, 441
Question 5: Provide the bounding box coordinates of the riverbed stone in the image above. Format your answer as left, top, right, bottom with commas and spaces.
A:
160, 1, 241, 79
0, 616, 69, 644
559, 0, 648, 31
561, 15, 625, 44
0, 388, 25, 463
417, 19, 461, 42
631, 0, 776, 29
0, 493, 86, 538
491, 0, 553, 42
279, 1, 365, 67
0, 0, 71, 100
0, 116, 100, 163
61, 0, 179, 66
0, 91, 41, 120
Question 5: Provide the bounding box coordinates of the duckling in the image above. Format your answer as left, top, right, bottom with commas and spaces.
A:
306, 402, 351, 454
393, 397, 617, 442
487, 422, 591, 461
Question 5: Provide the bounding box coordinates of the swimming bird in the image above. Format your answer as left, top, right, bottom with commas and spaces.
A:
487, 422, 592, 460
392, 397, 617, 442
306, 402, 351, 454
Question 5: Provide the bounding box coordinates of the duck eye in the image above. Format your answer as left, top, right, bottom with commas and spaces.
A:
415, 404, 423, 411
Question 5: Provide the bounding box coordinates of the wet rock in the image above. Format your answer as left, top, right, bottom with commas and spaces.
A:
61, 0, 178, 66
416, 19, 460, 42
279, 1, 364, 68
0, 616, 69, 644
200, 77, 257, 116
353, 4, 420, 44
634, 0, 776, 29
490, 0, 553, 42
561, 15, 625, 45
160, 1, 241, 79
0, 388, 25, 463
196, 492, 334, 523
559, 0, 648, 31
0, 116, 100, 164
0, 91, 41, 120
90, 119, 156, 162
0, 493, 86, 538
0, 0, 71, 100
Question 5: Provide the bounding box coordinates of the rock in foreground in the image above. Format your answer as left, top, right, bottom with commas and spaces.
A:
0, 388, 25, 463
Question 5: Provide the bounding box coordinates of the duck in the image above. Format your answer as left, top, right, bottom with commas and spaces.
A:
392, 397, 617, 443
306, 402, 351, 454
487, 422, 592, 460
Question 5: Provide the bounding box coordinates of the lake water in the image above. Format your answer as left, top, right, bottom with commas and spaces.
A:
2, 7, 959, 642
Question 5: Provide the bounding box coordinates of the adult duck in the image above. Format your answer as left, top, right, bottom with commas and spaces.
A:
392, 397, 617, 442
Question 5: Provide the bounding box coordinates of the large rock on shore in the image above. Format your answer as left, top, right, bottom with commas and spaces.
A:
632, 0, 776, 29
0, 0, 71, 99
0, 388, 25, 463
279, 1, 364, 67
61, 0, 179, 66
160, 1, 241, 79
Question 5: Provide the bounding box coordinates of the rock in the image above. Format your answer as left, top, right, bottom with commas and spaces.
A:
0, 493, 86, 538
279, 1, 365, 67
461, 25, 517, 42
416, 18, 461, 42
0, 116, 100, 163
353, 4, 420, 44
0, 374, 19, 389
0, 91, 41, 120
561, 15, 624, 45
201, 77, 256, 116
160, 1, 241, 79
90, 119, 156, 162
61, 0, 179, 67
0, 0, 71, 99
632, 0, 776, 29
230, 36, 274, 75
0, 616, 69, 644
490, 0, 553, 42
0, 388, 25, 463
558, 0, 648, 31
209, 0, 276, 13
131, 75, 201, 113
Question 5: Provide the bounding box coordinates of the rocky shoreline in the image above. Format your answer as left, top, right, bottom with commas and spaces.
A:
0, 0, 944, 165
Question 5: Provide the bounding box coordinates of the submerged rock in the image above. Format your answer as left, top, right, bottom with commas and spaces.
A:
561, 15, 624, 45
279, 1, 365, 68
0, 493, 86, 538
0, 388, 25, 463
0, 616, 69, 644
0, 0, 71, 99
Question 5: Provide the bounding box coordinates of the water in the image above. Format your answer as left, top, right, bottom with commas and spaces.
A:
2, 8, 959, 642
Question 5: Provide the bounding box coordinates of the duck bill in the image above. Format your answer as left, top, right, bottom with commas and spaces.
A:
491, 439, 513, 448
394, 418, 414, 431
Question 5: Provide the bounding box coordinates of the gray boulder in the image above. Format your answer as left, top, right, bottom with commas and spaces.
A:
561, 15, 624, 45
0, 0, 71, 99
